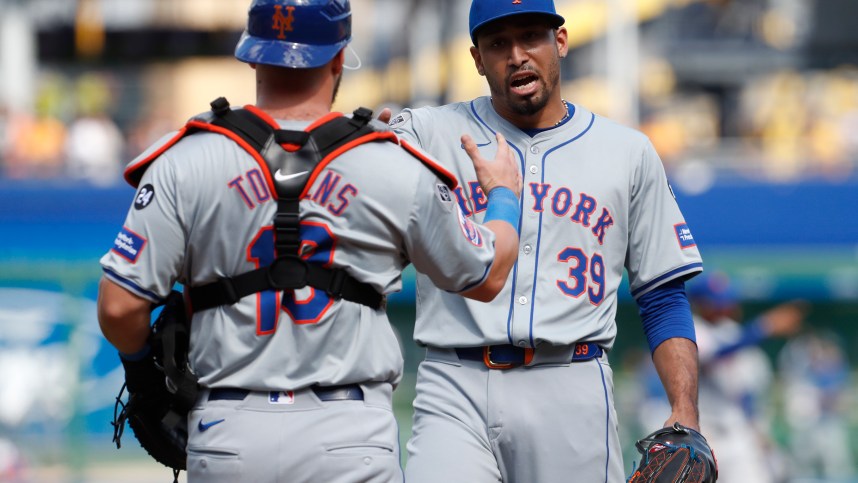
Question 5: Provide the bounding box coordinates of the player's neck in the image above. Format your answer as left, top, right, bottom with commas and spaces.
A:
255, 69, 336, 121
492, 96, 569, 130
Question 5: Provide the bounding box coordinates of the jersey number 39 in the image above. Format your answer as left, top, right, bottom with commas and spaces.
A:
248, 222, 337, 333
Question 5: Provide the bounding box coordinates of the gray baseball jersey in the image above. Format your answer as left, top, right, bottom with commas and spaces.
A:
392, 96, 702, 483
392, 97, 703, 350
100, 116, 498, 392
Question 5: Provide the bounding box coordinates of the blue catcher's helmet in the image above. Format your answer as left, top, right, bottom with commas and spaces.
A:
235, 0, 351, 69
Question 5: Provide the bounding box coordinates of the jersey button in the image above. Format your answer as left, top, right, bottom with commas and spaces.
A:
518, 296, 528, 305
523, 244, 532, 255
529, 165, 538, 174
530, 146, 540, 154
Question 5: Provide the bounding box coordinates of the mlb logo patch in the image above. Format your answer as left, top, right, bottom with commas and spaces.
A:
457, 206, 483, 247
674, 223, 696, 249
436, 183, 452, 203
111, 226, 147, 263
269, 391, 295, 405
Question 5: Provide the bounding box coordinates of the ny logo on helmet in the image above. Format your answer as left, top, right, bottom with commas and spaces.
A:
272, 5, 296, 40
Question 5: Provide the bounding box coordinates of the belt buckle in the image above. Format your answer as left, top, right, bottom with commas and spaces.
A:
482, 346, 533, 369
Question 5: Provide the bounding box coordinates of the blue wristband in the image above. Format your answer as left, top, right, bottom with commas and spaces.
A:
119, 343, 151, 362
483, 186, 520, 230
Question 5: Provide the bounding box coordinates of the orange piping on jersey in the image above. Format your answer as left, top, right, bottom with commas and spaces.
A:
299, 131, 398, 199
186, 120, 279, 197
399, 140, 459, 189
124, 127, 188, 188
242, 105, 280, 128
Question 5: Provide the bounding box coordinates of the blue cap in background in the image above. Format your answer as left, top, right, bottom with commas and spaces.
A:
687, 271, 739, 308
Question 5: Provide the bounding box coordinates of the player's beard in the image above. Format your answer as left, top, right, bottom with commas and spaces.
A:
492, 57, 561, 117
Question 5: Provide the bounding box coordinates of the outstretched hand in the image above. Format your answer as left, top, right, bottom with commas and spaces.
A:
462, 132, 522, 198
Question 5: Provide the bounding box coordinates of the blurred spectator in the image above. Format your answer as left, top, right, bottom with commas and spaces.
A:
778, 330, 856, 480
64, 74, 124, 185
3, 74, 68, 179
687, 272, 806, 483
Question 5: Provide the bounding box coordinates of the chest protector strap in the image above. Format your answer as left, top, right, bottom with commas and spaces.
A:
188, 97, 384, 312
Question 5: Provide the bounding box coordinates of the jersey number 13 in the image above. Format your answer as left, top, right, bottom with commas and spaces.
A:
248, 222, 337, 333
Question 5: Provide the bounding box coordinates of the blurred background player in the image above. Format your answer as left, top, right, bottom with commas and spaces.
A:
637, 271, 806, 483
778, 329, 856, 481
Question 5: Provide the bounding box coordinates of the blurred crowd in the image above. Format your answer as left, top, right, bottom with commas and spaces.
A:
0, 72, 175, 186
1, 1, 858, 187
3, 65, 856, 187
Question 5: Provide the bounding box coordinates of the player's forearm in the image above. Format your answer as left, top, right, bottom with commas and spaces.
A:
652, 337, 700, 430
97, 276, 153, 355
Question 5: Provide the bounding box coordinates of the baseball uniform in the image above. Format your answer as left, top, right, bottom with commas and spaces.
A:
101, 113, 501, 483
392, 97, 703, 483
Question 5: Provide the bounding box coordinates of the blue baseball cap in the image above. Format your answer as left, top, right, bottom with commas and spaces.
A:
687, 272, 738, 308
235, 0, 351, 69
469, 0, 565, 44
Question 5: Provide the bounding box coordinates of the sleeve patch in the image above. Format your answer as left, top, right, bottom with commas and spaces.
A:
457, 205, 483, 247
436, 183, 453, 204
111, 226, 147, 263
388, 111, 411, 130
674, 223, 696, 249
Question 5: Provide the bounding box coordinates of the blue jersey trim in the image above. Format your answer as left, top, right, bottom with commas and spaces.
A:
631, 263, 704, 298
598, 359, 611, 483
457, 262, 493, 293
470, 100, 526, 345
102, 267, 163, 303
529, 113, 596, 345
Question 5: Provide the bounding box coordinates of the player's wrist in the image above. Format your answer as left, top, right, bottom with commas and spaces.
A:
484, 186, 520, 230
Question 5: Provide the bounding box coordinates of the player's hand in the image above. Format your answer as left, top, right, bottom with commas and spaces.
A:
761, 300, 808, 337
377, 108, 392, 125
462, 132, 522, 198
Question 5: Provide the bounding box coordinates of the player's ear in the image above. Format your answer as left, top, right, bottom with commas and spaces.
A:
470, 46, 486, 76
555, 27, 569, 59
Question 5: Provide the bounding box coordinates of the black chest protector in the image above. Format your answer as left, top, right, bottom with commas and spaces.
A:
126, 98, 457, 312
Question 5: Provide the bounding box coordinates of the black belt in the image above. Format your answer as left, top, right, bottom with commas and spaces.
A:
455, 342, 602, 369
208, 384, 364, 402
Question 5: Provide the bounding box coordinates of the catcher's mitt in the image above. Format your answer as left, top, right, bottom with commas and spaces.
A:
628, 422, 718, 483
111, 291, 197, 482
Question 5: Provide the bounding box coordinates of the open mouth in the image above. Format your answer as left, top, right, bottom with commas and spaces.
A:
510, 72, 539, 95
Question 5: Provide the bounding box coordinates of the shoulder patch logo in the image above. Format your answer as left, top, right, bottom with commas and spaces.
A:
436, 183, 453, 203
111, 226, 147, 263
674, 223, 696, 249
134, 184, 155, 210
456, 205, 483, 247
388, 111, 411, 129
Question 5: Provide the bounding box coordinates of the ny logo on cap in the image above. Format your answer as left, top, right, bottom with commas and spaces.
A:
272, 5, 296, 40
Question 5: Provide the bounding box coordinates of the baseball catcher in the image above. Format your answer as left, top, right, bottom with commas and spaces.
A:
628, 423, 718, 483
111, 291, 196, 483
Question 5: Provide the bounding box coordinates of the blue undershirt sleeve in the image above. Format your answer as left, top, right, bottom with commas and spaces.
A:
637, 279, 696, 354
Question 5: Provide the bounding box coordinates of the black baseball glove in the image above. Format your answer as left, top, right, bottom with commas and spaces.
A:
627, 422, 718, 483
111, 291, 196, 479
